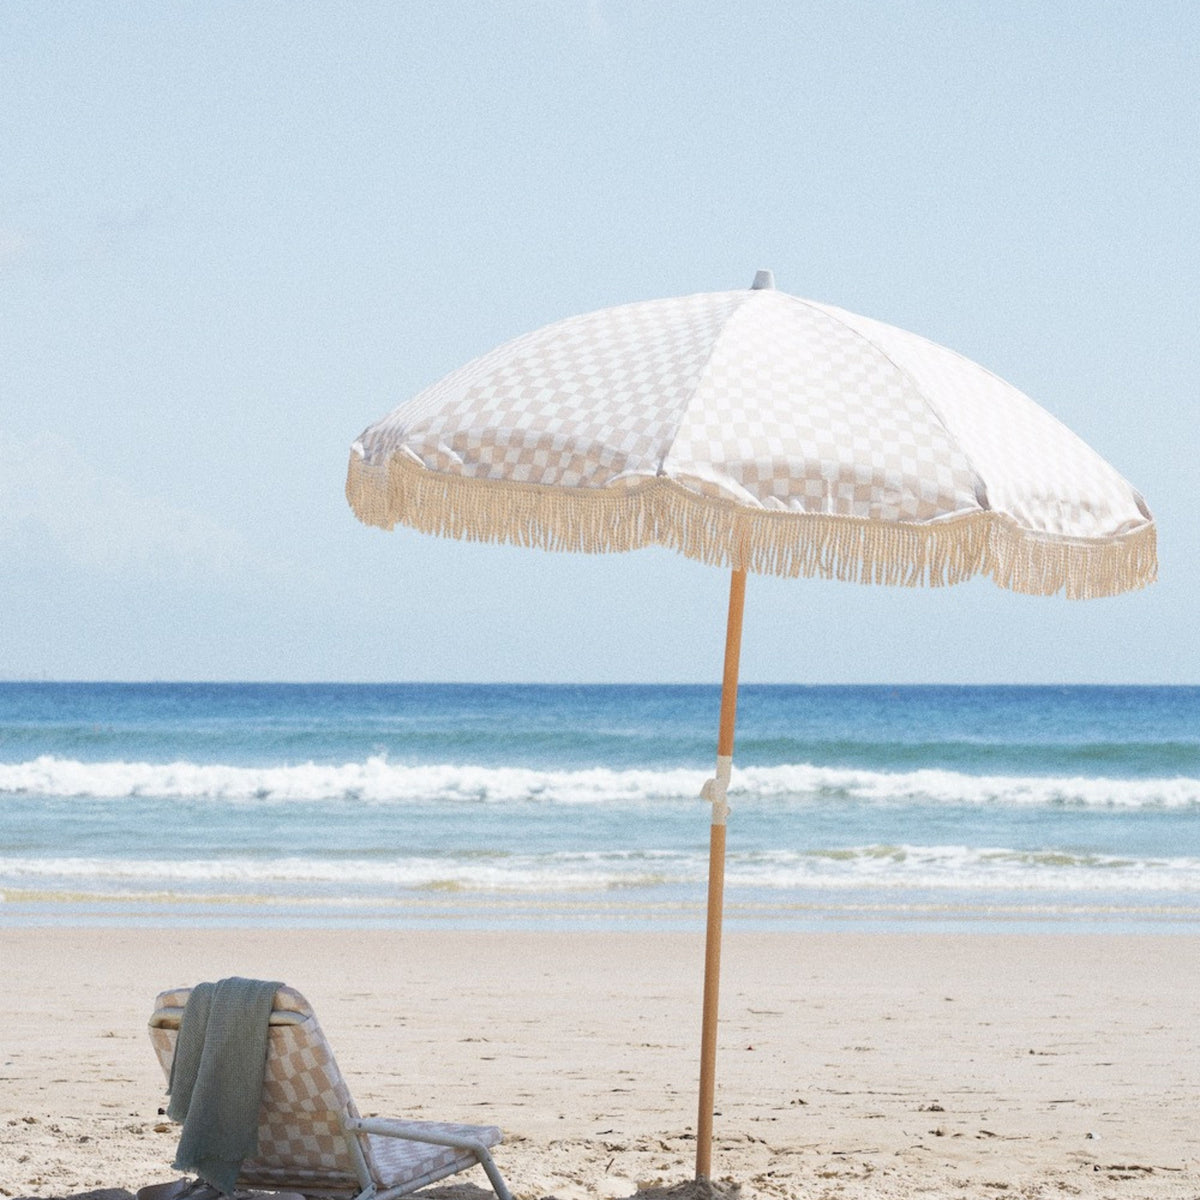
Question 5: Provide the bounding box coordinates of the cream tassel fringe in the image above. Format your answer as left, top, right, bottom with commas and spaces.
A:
346, 453, 1157, 601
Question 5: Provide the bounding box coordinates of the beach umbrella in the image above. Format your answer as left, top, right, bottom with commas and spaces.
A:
345, 270, 1156, 1181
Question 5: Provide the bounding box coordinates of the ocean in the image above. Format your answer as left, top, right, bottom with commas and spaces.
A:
1, 682, 1197, 932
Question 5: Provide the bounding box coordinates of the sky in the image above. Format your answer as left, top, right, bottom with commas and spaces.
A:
1, 2, 1196, 684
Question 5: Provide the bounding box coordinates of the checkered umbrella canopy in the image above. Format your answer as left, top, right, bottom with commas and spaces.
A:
347, 272, 1155, 599
344, 272, 1155, 1183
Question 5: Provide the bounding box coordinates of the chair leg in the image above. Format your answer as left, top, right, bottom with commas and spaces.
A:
474, 1147, 513, 1200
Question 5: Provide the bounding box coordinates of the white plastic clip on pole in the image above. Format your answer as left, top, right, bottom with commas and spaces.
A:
700, 754, 732, 825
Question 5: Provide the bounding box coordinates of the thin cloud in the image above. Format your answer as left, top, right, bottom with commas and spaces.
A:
584, 0, 608, 40
0, 430, 253, 580
0, 191, 170, 275
0, 227, 31, 271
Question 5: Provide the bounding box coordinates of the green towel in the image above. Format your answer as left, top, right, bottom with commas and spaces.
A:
168, 976, 283, 1196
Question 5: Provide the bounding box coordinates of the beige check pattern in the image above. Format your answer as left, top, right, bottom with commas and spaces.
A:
370, 289, 744, 489
665, 293, 980, 519
150, 987, 503, 1197
821, 302, 1154, 537
355, 285, 1145, 532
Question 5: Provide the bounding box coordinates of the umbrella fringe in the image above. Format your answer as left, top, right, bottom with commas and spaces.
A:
346, 452, 1157, 601
985, 519, 1158, 601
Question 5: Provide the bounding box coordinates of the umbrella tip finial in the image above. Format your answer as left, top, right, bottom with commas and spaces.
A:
751, 269, 775, 290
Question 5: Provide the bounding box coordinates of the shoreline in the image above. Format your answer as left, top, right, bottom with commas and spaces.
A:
3, 891, 1200, 935
2, 927, 1198, 1199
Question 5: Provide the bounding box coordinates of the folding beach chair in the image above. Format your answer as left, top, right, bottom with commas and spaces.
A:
149, 986, 512, 1200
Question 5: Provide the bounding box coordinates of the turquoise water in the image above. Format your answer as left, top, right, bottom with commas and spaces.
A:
1, 683, 1197, 931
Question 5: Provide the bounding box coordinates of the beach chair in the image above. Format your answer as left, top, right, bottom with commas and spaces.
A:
149, 986, 512, 1200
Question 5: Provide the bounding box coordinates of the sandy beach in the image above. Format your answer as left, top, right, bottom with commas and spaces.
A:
1, 927, 1197, 1200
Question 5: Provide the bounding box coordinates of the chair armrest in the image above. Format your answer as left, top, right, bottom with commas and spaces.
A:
343, 1116, 493, 1154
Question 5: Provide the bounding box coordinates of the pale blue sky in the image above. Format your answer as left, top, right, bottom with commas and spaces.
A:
1, 2, 1195, 683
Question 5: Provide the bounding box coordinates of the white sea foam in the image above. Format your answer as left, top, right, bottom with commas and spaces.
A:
1, 755, 1197, 809
0, 755, 705, 805
0, 852, 676, 893
4, 844, 1200, 896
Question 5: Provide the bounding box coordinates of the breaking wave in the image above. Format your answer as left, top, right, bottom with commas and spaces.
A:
1, 755, 1198, 809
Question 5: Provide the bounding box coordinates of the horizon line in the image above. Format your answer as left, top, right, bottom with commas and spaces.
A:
0, 679, 1195, 689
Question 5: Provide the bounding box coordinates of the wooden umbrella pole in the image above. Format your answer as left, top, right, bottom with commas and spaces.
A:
695, 567, 747, 1181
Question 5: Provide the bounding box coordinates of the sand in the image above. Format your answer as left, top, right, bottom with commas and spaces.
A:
1, 927, 1197, 1200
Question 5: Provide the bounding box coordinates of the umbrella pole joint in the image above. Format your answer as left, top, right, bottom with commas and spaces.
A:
700, 755, 732, 825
